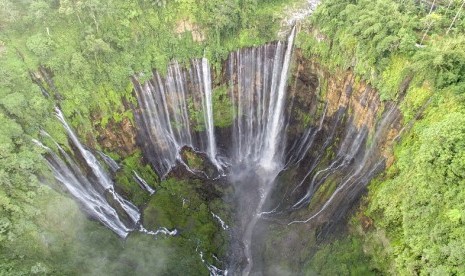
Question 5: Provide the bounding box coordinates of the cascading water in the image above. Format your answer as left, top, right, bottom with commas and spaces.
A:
288, 103, 400, 225
131, 26, 297, 275
132, 58, 222, 178
132, 25, 295, 171
54, 108, 141, 225
35, 107, 179, 239
26, 12, 403, 273
133, 170, 156, 195
260, 26, 296, 169
196, 58, 222, 170
98, 150, 121, 173
33, 138, 135, 238
128, 25, 401, 274
33, 108, 140, 238
227, 26, 297, 275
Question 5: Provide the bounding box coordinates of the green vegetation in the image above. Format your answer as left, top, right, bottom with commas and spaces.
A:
183, 149, 204, 170
300, 0, 465, 274
1, 0, 300, 134
297, 0, 465, 101
187, 84, 235, 131
305, 235, 375, 275
212, 85, 235, 128
2, 0, 465, 274
366, 96, 465, 274
0, 0, 301, 273
114, 150, 158, 206
307, 178, 338, 211
0, 186, 210, 275
144, 177, 230, 264
187, 95, 206, 132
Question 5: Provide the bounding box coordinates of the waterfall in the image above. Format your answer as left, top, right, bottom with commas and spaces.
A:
228, 43, 284, 165
226, 26, 296, 276
289, 104, 400, 225
133, 59, 222, 178
260, 26, 296, 169
132, 62, 193, 178
34, 137, 137, 238
133, 170, 156, 195
29, 23, 401, 273
133, 27, 296, 178
33, 139, 133, 238
55, 108, 141, 224
227, 26, 296, 170
129, 26, 398, 274
35, 108, 184, 238
131, 27, 297, 275
98, 151, 121, 173
32, 108, 141, 238
195, 58, 221, 170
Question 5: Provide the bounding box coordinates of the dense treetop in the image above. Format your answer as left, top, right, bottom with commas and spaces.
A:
299, 0, 465, 274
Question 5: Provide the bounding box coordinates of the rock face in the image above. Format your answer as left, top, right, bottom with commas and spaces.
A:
177, 146, 222, 179
175, 19, 205, 42
267, 50, 404, 228
250, 51, 405, 274
96, 116, 138, 157
100, 42, 406, 273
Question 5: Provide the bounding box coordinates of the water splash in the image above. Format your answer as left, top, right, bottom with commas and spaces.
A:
198, 249, 228, 276
139, 225, 178, 237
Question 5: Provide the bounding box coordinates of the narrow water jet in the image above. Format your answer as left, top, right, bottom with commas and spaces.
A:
98, 151, 121, 173
133, 170, 156, 195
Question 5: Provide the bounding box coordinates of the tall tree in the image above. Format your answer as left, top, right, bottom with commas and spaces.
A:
447, 0, 465, 34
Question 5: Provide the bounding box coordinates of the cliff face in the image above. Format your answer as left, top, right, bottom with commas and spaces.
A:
95, 116, 138, 157
271, 50, 404, 229
287, 50, 402, 168
97, 46, 406, 273
252, 51, 405, 274
100, 45, 404, 231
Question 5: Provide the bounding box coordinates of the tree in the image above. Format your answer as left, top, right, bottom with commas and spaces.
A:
447, 0, 465, 34
420, 13, 443, 45
58, 0, 84, 23
0, 0, 19, 29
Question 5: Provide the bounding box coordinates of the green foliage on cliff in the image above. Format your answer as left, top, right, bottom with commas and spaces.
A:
305, 235, 375, 275
301, 0, 465, 274
0, 0, 297, 273
114, 150, 158, 206
297, 0, 465, 101
144, 177, 230, 264
366, 94, 465, 274
1, 0, 296, 134
212, 85, 235, 128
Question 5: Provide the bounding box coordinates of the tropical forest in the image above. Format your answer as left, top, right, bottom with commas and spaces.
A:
0, 0, 464, 275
